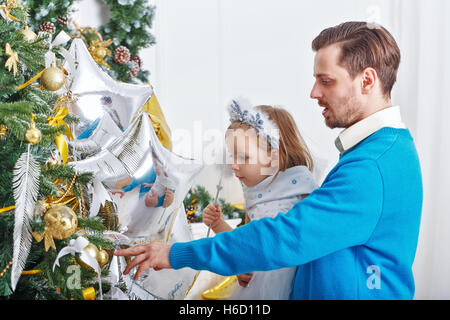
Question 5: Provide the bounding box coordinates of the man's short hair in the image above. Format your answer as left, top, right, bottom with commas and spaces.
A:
312, 21, 401, 98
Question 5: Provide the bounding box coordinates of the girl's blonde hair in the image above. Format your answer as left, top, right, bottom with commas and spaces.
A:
227, 105, 314, 180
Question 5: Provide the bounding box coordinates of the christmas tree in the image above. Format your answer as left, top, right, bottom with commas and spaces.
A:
23, 0, 156, 83
0, 1, 113, 300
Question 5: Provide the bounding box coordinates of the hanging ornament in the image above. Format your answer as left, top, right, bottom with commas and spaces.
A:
98, 200, 119, 232
25, 115, 42, 145
76, 243, 99, 270
40, 62, 66, 91
45, 155, 61, 167
32, 205, 78, 251
42, 174, 79, 214
53, 236, 103, 299
97, 248, 109, 267
21, 25, 38, 43
6, 0, 23, 10
57, 14, 69, 26
129, 54, 141, 77
130, 54, 142, 68
47, 106, 74, 164
0, 124, 8, 140
129, 60, 140, 77
4, 43, 18, 77
39, 21, 56, 34
113, 45, 130, 64
11, 141, 41, 290
88, 39, 113, 70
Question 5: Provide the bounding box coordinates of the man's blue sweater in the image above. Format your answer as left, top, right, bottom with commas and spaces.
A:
170, 127, 423, 299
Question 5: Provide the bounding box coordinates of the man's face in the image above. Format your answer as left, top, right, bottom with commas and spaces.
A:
310, 44, 365, 129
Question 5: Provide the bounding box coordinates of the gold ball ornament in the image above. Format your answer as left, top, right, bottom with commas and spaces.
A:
40, 64, 66, 91
76, 243, 100, 270
97, 249, 109, 267
25, 122, 42, 145
44, 205, 78, 240
21, 25, 38, 42
94, 47, 107, 59
46, 157, 61, 167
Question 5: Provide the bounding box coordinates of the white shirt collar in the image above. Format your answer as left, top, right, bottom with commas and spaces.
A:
335, 106, 406, 154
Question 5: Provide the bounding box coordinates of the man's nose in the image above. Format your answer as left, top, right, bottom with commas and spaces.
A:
310, 82, 321, 100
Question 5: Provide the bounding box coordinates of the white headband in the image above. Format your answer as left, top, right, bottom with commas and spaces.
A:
227, 98, 280, 149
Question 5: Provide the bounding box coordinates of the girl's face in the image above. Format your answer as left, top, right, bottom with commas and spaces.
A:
225, 128, 278, 187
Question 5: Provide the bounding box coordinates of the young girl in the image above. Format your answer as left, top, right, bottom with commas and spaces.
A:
203, 99, 317, 300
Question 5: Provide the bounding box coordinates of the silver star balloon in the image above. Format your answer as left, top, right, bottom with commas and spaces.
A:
65, 38, 154, 137
70, 111, 156, 184
69, 111, 123, 156
71, 111, 204, 237
73, 111, 204, 300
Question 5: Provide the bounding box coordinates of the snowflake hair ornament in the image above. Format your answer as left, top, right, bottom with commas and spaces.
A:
228, 98, 280, 149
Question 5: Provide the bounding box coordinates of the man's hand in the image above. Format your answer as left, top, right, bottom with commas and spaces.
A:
114, 242, 172, 280
236, 273, 253, 288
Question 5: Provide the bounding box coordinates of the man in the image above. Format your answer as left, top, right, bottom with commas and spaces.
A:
115, 22, 423, 299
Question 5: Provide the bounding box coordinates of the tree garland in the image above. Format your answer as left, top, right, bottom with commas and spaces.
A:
22, 0, 156, 83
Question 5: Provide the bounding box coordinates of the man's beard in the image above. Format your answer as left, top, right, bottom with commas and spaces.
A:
321, 95, 363, 129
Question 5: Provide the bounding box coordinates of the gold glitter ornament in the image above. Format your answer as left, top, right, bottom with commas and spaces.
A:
76, 243, 99, 270
87, 37, 113, 69
97, 248, 109, 267
32, 205, 78, 251
25, 116, 42, 145
21, 25, 37, 42
40, 63, 66, 91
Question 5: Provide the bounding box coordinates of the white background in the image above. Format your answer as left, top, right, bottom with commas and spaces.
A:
73, 0, 450, 299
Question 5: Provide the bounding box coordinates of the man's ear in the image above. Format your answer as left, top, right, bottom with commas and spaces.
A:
361, 67, 377, 94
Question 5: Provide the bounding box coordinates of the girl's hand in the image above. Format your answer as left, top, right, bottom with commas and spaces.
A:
237, 273, 253, 288
202, 204, 223, 229
145, 189, 158, 207
110, 189, 125, 199
162, 189, 174, 208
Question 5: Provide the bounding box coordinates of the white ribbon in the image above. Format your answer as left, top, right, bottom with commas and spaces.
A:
88, 178, 112, 217
44, 30, 74, 69
53, 236, 103, 300
0, 6, 8, 22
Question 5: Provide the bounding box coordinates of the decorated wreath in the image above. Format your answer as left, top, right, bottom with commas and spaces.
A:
23, 0, 156, 83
